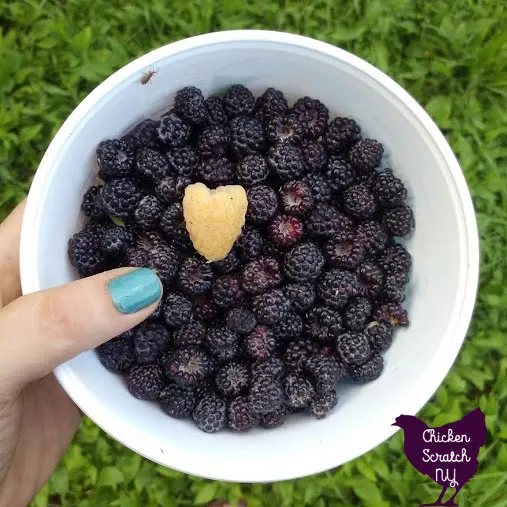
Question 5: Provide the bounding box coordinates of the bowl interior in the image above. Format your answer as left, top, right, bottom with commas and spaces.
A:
21, 33, 476, 482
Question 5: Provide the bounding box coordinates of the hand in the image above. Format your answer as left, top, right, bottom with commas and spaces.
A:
0, 201, 162, 507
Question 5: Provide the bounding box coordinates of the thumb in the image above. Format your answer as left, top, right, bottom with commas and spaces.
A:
0, 267, 162, 395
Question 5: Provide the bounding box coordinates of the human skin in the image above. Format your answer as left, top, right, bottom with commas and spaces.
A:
0, 201, 161, 507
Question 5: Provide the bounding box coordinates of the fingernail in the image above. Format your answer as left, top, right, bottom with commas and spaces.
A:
108, 268, 162, 314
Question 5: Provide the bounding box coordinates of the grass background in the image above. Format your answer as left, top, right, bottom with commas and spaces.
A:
1, 0, 506, 505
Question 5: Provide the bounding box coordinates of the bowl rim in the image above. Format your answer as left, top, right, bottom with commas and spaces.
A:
20, 29, 479, 482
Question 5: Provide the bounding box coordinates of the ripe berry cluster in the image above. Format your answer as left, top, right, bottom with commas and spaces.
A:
69, 85, 414, 433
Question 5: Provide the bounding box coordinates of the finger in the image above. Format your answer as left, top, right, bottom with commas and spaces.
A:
0, 199, 26, 307
0, 267, 162, 395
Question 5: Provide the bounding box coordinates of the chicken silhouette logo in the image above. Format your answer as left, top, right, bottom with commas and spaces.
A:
392, 408, 487, 506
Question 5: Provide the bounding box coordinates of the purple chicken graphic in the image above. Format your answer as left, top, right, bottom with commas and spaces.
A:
392, 408, 487, 506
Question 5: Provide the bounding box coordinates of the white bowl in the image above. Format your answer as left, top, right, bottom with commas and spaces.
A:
20, 30, 479, 482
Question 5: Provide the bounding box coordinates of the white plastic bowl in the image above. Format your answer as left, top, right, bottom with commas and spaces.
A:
20, 30, 479, 482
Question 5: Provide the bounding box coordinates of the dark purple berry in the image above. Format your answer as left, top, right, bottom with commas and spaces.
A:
283, 373, 315, 409
267, 144, 305, 181
267, 215, 304, 249
323, 117, 361, 155
324, 238, 365, 270
177, 256, 214, 297
307, 204, 354, 240
348, 354, 383, 383
381, 273, 408, 302
101, 177, 142, 219
304, 306, 343, 343
237, 154, 269, 187
300, 140, 328, 172
244, 326, 278, 361
134, 195, 164, 230
173, 321, 207, 348
68, 230, 106, 277
193, 395, 226, 433
160, 382, 196, 419
212, 274, 246, 308
256, 88, 288, 124
228, 396, 259, 431
284, 242, 325, 282
155, 175, 192, 204
382, 204, 415, 236
197, 124, 230, 158
212, 250, 241, 275
325, 156, 355, 191
126, 119, 159, 149
252, 357, 285, 379
81, 186, 105, 219
157, 112, 191, 147
266, 115, 305, 145
374, 302, 409, 327
101, 225, 134, 256
174, 86, 208, 125
159, 203, 190, 248
291, 97, 329, 140
242, 257, 282, 295
135, 148, 170, 182
194, 296, 220, 322
279, 180, 314, 216
272, 313, 303, 341
246, 185, 278, 224
226, 308, 257, 334
96, 331, 135, 373
230, 116, 266, 157
163, 293, 193, 328
127, 364, 164, 400
365, 320, 393, 353
215, 362, 250, 398
162, 347, 214, 386
336, 332, 371, 365
356, 221, 389, 255
304, 353, 342, 394
373, 169, 408, 207
126, 233, 180, 283
318, 269, 360, 309
237, 227, 264, 262
303, 172, 332, 203
344, 297, 372, 331
284, 339, 317, 373
342, 184, 377, 220
198, 156, 235, 187
349, 139, 383, 173
252, 289, 290, 325
379, 243, 412, 275
284, 283, 316, 313
260, 406, 288, 428
206, 326, 240, 361
96, 139, 135, 177
357, 261, 384, 298
308, 390, 337, 419
133, 322, 171, 364
166, 146, 198, 177
249, 374, 284, 415
223, 85, 255, 118
205, 96, 227, 125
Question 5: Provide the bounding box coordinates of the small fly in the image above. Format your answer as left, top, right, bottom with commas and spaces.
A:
140, 67, 157, 85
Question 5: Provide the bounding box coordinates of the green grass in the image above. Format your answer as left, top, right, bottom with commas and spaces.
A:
1, 0, 506, 505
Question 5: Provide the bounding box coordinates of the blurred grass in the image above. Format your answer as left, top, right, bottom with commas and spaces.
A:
1, 0, 506, 505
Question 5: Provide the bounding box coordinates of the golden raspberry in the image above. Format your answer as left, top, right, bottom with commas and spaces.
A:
183, 182, 248, 262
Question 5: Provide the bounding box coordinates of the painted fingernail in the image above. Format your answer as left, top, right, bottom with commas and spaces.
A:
108, 268, 162, 314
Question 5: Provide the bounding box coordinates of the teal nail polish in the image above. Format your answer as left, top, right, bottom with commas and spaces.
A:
108, 268, 162, 314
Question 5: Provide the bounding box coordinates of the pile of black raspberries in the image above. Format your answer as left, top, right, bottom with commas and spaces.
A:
68, 85, 414, 433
